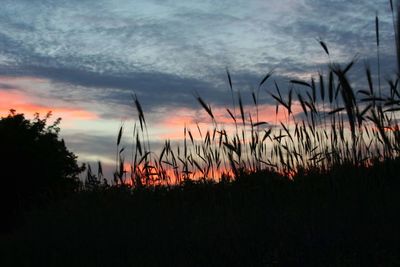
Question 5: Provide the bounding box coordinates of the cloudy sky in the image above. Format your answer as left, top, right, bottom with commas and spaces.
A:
0, 0, 397, 176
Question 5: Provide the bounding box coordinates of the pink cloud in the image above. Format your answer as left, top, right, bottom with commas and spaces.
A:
0, 90, 98, 121
154, 102, 303, 140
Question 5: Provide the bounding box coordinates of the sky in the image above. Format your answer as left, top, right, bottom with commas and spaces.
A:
0, 0, 398, 178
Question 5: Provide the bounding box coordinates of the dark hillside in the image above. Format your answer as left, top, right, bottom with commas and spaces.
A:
1, 160, 399, 266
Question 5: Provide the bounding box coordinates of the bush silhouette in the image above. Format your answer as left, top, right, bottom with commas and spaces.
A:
0, 110, 84, 231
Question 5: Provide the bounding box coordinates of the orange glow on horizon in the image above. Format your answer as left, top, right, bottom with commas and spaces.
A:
155, 103, 303, 140
0, 90, 98, 121
118, 161, 234, 186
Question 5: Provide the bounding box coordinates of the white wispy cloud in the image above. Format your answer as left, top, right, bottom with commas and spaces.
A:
0, 1, 390, 74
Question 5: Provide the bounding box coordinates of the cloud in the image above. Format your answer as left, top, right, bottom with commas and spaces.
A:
0, 0, 395, 92
0, 82, 18, 90
0, 89, 98, 120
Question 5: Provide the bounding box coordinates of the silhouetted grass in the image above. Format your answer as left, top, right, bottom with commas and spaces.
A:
95, 5, 400, 187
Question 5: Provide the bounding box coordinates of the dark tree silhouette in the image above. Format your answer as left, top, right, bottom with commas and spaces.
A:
0, 110, 84, 231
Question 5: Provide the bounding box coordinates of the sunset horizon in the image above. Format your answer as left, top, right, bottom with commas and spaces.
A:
1, 0, 397, 180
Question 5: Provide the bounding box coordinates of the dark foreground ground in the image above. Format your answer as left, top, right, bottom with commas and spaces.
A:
1, 160, 400, 266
